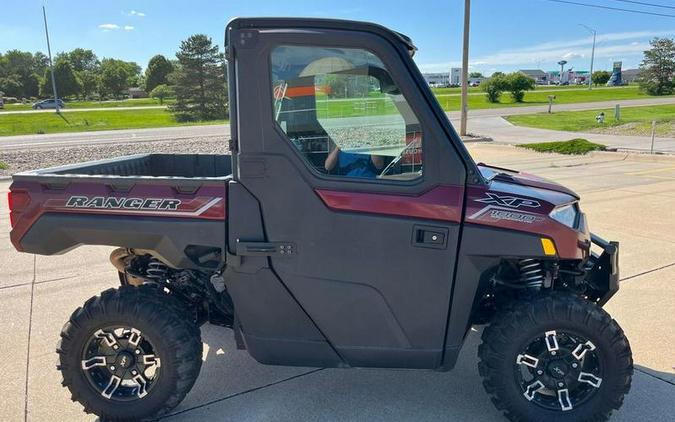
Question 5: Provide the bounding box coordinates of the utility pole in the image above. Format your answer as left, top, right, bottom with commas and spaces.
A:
579, 24, 596, 90
42, 5, 60, 113
459, 0, 470, 136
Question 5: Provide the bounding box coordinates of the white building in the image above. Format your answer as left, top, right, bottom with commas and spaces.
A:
422, 72, 449, 86
450, 68, 462, 85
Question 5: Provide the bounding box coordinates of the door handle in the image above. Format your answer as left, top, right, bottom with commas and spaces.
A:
412, 225, 449, 249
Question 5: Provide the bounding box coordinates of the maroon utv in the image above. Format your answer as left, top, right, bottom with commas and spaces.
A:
8, 18, 632, 422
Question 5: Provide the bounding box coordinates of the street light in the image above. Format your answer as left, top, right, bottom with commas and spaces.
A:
579, 24, 596, 90
557, 60, 567, 84
42, 5, 60, 113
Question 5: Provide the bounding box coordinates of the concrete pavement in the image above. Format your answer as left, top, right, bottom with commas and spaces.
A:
1, 144, 674, 421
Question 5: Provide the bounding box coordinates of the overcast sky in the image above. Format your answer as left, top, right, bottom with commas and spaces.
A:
2, 0, 674, 74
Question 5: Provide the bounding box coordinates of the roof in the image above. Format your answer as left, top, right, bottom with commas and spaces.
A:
519, 69, 547, 77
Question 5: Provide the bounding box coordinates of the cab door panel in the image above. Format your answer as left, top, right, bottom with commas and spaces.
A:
230, 23, 467, 368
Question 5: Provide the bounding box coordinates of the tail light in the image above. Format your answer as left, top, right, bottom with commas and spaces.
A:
8, 190, 30, 228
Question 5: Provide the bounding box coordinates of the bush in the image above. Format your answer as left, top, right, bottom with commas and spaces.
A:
482, 75, 508, 103
592, 70, 611, 86
150, 84, 173, 104
506, 73, 535, 102
517, 138, 606, 155
0, 161, 8, 170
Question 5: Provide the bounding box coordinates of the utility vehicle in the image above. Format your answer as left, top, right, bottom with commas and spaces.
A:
8, 18, 632, 422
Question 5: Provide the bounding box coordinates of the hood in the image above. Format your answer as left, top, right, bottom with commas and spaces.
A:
477, 163, 579, 200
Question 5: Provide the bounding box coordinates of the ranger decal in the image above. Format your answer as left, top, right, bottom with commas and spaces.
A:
66, 196, 182, 210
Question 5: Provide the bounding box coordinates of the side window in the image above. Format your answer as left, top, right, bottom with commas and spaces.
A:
271, 45, 422, 181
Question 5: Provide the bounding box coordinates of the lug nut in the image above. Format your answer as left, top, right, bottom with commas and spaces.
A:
558, 382, 564, 387
110, 365, 116, 371
131, 370, 137, 375
537, 370, 544, 375
135, 349, 141, 355
551, 351, 557, 356
572, 363, 578, 368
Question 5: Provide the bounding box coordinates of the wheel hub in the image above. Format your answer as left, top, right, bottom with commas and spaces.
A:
515, 329, 603, 412
115, 351, 135, 369
80, 326, 161, 401
547, 360, 569, 379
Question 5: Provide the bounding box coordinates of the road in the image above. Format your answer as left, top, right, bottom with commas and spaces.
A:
0, 105, 166, 115
1, 144, 674, 422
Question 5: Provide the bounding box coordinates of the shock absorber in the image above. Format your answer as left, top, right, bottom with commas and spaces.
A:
518, 259, 544, 288
146, 258, 169, 283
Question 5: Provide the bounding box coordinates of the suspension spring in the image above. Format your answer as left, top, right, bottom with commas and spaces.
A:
146, 258, 169, 283
518, 259, 544, 288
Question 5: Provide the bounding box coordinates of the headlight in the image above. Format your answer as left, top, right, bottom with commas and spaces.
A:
549, 203, 579, 229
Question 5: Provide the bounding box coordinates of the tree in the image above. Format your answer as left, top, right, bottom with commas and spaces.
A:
150, 84, 173, 104
39, 59, 81, 98
78, 70, 99, 99
591, 70, 611, 86
169, 34, 227, 121
64, 48, 99, 72
99, 58, 135, 98
469, 71, 484, 78
145, 54, 173, 92
505, 72, 535, 102
638, 37, 675, 96
482, 74, 508, 103
0, 50, 43, 97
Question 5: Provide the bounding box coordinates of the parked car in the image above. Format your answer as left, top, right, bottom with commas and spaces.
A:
8, 17, 631, 422
32, 98, 65, 109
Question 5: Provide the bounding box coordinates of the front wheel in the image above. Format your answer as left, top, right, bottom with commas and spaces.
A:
57, 285, 203, 421
478, 294, 632, 422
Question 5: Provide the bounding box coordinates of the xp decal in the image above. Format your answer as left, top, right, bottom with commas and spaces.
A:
475, 192, 541, 209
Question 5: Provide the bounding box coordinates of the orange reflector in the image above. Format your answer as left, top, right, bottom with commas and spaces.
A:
541, 238, 557, 256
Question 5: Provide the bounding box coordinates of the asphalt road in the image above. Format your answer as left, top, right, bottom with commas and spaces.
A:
0, 105, 166, 115
2, 97, 675, 151
1, 144, 674, 422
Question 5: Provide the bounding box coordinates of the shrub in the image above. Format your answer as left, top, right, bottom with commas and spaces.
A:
506, 73, 535, 102
482, 75, 508, 103
517, 138, 606, 155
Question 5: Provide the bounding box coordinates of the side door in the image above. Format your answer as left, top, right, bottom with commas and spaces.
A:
230, 21, 469, 368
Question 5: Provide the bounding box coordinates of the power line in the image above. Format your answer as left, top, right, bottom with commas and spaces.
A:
542, 0, 675, 18
611, 0, 675, 11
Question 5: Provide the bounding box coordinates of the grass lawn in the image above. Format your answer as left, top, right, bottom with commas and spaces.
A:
506, 104, 675, 137
517, 138, 606, 155
0, 108, 226, 137
433, 86, 661, 112
1, 98, 173, 111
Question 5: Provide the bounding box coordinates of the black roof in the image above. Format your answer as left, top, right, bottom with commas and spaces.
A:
225, 17, 416, 55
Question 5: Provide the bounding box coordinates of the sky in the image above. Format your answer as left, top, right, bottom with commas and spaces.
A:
2, 0, 675, 75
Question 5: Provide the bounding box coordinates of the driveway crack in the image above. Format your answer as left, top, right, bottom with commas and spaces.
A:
161, 368, 325, 419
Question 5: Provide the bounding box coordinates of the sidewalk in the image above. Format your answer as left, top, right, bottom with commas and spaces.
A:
456, 116, 675, 153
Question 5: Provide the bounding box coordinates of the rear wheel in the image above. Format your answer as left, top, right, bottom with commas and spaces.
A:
57, 285, 202, 421
478, 294, 632, 422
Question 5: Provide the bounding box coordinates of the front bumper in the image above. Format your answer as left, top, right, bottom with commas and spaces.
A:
585, 233, 620, 305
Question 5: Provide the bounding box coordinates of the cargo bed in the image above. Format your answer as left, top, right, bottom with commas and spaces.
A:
9, 154, 231, 268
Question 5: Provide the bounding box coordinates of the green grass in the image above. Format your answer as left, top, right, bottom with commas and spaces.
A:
2, 97, 173, 111
0, 108, 226, 137
0, 161, 8, 170
517, 138, 607, 155
506, 104, 675, 136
